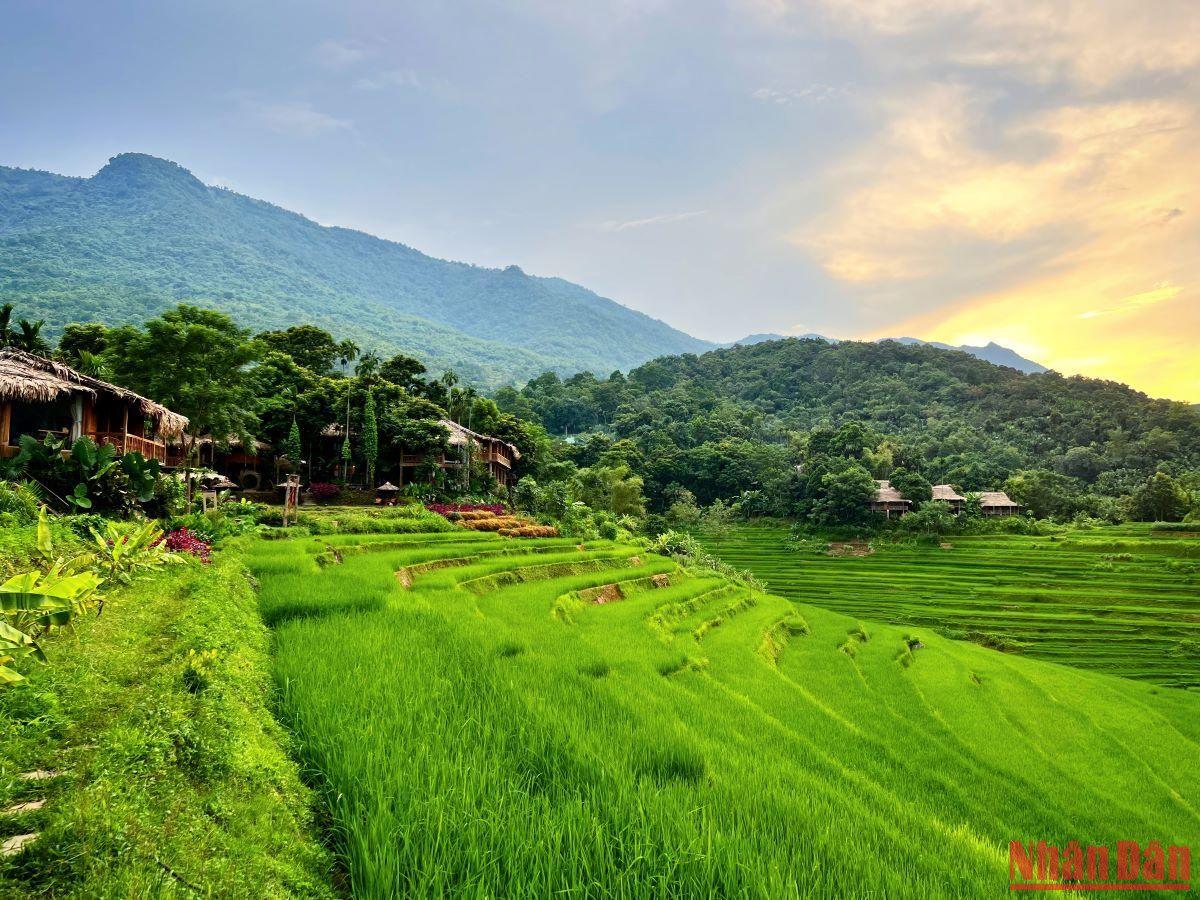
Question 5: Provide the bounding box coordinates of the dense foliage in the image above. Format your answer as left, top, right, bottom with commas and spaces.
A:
0, 153, 708, 387
497, 338, 1200, 522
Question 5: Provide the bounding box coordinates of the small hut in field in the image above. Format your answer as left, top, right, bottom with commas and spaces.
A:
931, 484, 967, 514
978, 491, 1022, 516
870, 480, 911, 519
0, 348, 187, 463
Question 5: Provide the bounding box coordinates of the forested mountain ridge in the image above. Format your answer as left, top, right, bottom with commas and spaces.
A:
725, 332, 1047, 374
0, 153, 711, 385
497, 337, 1199, 517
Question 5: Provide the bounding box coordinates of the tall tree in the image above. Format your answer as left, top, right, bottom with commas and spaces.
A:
105, 305, 260, 497
355, 351, 381, 382
1128, 472, 1189, 522
362, 389, 378, 487
283, 418, 302, 469
256, 324, 341, 375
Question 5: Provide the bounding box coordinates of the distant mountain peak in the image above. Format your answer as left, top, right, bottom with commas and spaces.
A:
880, 336, 1047, 374
0, 151, 712, 386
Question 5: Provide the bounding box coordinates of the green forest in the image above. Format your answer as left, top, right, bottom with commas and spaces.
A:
0, 154, 709, 386
496, 337, 1200, 524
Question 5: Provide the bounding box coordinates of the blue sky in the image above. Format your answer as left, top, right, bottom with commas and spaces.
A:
2, 0, 1197, 399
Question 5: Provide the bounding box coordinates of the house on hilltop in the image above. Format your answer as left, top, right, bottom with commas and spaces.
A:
0, 348, 187, 463
931, 484, 967, 514
870, 480, 912, 519
978, 491, 1022, 516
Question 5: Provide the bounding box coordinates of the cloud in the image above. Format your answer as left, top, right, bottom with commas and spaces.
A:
313, 39, 370, 69
1077, 283, 1183, 320
750, 0, 1200, 399
806, 0, 1200, 89
245, 100, 353, 137
752, 84, 852, 105
354, 69, 422, 91
597, 210, 708, 232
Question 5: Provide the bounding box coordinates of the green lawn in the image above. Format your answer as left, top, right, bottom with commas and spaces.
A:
248, 528, 1200, 898
698, 523, 1200, 688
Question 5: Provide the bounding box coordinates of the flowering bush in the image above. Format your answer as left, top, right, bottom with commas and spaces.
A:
426, 502, 505, 517
161, 527, 212, 563
308, 482, 342, 502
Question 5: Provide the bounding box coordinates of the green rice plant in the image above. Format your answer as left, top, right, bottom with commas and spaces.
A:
245, 523, 1200, 898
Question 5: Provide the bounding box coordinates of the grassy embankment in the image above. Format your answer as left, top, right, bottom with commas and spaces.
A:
0, 524, 333, 898
698, 523, 1200, 687
248, 525, 1200, 898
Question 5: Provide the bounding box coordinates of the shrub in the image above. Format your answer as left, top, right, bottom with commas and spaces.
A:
161, 528, 213, 562
308, 482, 342, 502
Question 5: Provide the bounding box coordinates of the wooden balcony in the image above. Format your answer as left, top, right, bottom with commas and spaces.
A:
483, 450, 513, 469
400, 454, 462, 467
94, 431, 168, 463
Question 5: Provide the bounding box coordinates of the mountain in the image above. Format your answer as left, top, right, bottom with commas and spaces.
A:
885, 337, 1047, 374
502, 335, 1199, 515
0, 153, 712, 386
723, 333, 1046, 374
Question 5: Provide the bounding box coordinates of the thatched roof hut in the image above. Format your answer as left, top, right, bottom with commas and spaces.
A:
931, 484, 966, 503
978, 491, 1022, 515
0, 348, 188, 436
438, 419, 521, 459
870, 480, 912, 518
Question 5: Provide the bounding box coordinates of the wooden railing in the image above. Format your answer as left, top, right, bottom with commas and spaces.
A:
484, 450, 513, 468
400, 454, 462, 467
94, 431, 168, 463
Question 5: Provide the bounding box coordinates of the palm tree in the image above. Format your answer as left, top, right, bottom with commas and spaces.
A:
354, 351, 381, 381
337, 340, 360, 375
0, 303, 13, 347
73, 350, 111, 380
14, 319, 49, 354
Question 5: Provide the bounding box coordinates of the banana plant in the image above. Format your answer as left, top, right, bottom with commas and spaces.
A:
88, 518, 173, 590
0, 621, 46, 685
0, 569, 101, 631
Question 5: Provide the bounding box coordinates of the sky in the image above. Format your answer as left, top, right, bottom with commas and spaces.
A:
1, 0, 1197, 401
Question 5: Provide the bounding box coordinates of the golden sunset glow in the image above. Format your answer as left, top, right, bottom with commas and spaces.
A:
780, 0, 1200, 401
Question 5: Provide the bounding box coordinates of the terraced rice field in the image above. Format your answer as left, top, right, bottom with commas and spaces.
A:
699, 524, 1200, 688
248, 527, 1200, 897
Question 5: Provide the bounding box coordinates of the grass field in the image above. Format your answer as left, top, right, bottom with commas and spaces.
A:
697, 524, 1200, 689
248, 527, 1200, 897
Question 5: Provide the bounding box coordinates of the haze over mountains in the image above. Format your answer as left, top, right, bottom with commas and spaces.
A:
2, 152, 1047, 384
0, 153, 708, 384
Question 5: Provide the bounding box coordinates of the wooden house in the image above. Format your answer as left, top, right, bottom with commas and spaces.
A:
870, 480, 912, 518
931, 484, 967, 514
168, 435, 273, 490
398, 419, 521, 489
978, 491, 1022, 516
0, 348, 187, 463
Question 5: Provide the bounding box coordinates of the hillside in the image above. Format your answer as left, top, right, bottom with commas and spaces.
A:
248, 525, 1200, 895
500, 337, 1200, 511
726, 332, 1047, 374
0, 153, 710, 385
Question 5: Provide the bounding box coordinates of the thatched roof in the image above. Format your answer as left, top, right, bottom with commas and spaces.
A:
873, 480, 911, 505
978, 491, 1020, 508
439, 419, 521, 459
0, 348, 188, 437
932, 484, 966, 502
